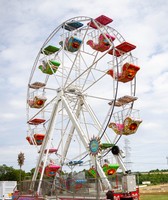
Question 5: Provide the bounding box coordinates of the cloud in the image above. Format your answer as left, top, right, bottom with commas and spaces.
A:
0, 0, 167, 174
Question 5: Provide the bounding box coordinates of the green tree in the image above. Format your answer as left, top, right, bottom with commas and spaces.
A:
136, 170, 168, 185
0, 164, 24, 181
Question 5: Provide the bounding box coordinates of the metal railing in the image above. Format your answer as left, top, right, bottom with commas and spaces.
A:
13, 175, 139, 199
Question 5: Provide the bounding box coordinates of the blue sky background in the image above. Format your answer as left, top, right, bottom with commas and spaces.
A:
0, 0, 168, 172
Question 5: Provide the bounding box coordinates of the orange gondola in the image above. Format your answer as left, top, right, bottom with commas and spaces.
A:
107, 63, 140, 83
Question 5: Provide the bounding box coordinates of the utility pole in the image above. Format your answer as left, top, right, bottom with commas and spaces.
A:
166, 156, 168, 165
124, 138, 132, 170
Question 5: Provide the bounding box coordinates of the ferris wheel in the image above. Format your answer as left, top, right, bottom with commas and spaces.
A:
26, 15, 142, 192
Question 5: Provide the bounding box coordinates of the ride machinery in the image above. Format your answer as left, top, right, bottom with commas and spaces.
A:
24, 15, 142, 199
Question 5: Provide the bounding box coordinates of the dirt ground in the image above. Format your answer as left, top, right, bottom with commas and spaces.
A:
139, 183, 168, 195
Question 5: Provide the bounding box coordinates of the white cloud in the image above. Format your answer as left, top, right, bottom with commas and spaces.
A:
0, 113, 18, 120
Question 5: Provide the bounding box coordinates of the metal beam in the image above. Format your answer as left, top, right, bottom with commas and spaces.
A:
31, 91, 62, 194
61, 97, 83, 164
61, 95, 111, 190
82, 97, 111, 142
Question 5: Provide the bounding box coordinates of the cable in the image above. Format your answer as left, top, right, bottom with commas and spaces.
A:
114, 135, 122, 145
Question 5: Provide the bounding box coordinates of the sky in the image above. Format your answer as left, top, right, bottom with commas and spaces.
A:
0, 0, 168, 173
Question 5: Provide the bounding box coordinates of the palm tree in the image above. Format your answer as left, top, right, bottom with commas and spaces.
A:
17, 152, 25, 182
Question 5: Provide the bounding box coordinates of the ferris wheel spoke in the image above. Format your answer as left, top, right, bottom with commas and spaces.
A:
64, 50, 110, 90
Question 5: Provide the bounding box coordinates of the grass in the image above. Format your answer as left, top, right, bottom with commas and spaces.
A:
140, 194, 168, 200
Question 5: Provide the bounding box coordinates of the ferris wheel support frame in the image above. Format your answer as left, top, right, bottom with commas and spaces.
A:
30, 88, 112, 192
31, 92, 62, 194
61, 91, 112, 190
114, 154, 127, 173
61, 97, 83, 165
31, 88, 131, 192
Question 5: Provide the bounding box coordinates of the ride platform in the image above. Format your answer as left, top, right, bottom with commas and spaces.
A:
12, 179, 139, 200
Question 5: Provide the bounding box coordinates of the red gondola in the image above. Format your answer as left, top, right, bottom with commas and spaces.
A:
26, 136, 34, 145
87, 33, 115, 52
44, 148, 58, 154
45, 164, 60, 177
34, 133, 45, 145
28, 118, 46, 125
